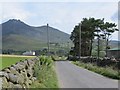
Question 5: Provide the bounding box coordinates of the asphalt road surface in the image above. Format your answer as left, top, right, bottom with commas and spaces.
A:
55, 61, 118, 88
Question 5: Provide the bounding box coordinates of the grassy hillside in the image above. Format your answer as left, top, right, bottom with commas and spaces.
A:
3, 34, 47, 50
34, 26, 70, 43
2, 19, 72, 51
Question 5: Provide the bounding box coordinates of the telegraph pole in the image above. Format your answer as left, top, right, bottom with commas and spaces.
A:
79, 23, 81, 61
97, 34, 100, 60
67, 41, 70, 51
47, 24, 50, 55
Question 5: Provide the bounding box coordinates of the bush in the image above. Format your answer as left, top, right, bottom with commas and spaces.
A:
31, 56, 58, 88
39, 56, 53, 67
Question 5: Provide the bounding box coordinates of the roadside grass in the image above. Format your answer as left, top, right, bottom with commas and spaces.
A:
72, 61, 120, 80
0, 55, 35, 69
30, 56, 59, 88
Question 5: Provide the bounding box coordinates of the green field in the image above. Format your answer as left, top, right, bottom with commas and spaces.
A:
0, 55, 35, 69
1, 55, 59, 88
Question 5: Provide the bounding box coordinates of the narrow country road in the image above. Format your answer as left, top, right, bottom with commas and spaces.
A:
55, 61, 118, 88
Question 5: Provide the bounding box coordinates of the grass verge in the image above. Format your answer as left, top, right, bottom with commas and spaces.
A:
30, 56, 59, 88
72, 61, 120, 80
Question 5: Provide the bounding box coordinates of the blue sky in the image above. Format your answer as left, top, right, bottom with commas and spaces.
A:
0, 0, 119, 40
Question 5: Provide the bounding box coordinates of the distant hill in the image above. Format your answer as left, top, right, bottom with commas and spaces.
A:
2, 19, 71, 50
109, 40, 120, 48
92, 39, 120, 50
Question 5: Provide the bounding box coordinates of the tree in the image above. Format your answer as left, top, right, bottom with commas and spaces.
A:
100, 22, 118, 57
70, 17, 118, 57
70, 18, 104, 56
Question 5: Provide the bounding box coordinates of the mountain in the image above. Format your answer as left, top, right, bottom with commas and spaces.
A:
92, 39, 120, 50
2, 19, 71, 50
109, 40, 120, 48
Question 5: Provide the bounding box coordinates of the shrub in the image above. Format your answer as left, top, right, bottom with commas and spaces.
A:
31, 56, 58, 88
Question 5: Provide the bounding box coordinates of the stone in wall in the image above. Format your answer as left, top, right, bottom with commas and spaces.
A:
1, 57, 39, 89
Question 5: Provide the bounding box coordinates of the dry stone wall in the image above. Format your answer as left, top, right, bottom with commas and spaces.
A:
0, 57, 39, 89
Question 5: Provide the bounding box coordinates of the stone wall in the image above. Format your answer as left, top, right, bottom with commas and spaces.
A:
0, 57, 39, 88
79, 57, 119, 68
69, 56, 119, 68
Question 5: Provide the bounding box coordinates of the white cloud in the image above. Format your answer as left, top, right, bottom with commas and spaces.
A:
0, 3, 2, 24
0, 2, 119, 40
2, 2, 33, 22
46, 2, 118, 34
0, 0, 119, 2
111, 31, 118, 41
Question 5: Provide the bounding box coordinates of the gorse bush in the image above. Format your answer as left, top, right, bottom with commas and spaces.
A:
39, 56, 53, 67
33, 56, 53, 79
32, 56, 58, 88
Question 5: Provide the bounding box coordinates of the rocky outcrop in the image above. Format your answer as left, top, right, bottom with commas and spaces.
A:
0, 57, 39, 89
